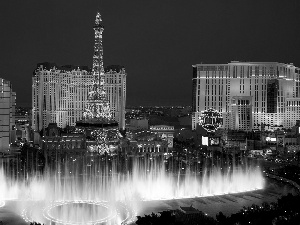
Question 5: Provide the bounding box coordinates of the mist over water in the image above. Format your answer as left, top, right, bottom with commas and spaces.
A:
0, 157, 264, 224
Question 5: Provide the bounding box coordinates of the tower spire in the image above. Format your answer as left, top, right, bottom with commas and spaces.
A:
83, 11, 112, 121
76, 11, 121, 155
92, 11, 104, 76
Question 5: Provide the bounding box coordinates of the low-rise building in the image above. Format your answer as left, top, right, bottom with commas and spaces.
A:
125, 130, 169, 157
127, 118, 149, 131
150, 125, 174, 148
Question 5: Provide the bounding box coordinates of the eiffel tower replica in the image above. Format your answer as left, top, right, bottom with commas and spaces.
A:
76, 12, 121, 154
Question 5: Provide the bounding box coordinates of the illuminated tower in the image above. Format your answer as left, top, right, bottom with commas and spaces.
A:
76, 12, 121, 154
83, 12, 112, 122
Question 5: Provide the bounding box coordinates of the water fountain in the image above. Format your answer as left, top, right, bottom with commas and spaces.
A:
0, 156, 264, 224
0, 11, 266, 225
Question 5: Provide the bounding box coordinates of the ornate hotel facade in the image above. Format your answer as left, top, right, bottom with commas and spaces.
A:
32, 63, 126, 131
192, 62, 300, 131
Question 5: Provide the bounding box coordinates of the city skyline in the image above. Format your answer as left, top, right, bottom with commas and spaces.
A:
1, 0, 300, 107
1, 2, 300, 224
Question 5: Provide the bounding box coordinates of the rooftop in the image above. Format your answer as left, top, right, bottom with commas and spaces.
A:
34, 62, 91, 75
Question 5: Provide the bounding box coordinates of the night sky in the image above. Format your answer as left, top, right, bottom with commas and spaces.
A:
0, 0, 300, 107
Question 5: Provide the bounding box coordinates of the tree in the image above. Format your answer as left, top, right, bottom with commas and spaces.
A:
216, 211, 227, 224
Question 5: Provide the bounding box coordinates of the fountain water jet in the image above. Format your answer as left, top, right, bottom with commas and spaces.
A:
0, 157, 265, 224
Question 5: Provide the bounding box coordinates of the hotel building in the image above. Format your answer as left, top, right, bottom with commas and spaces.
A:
192, 62, 300, 131
104, 65, 126, 130
32, 63, 126, 131
0, 78, 16, 152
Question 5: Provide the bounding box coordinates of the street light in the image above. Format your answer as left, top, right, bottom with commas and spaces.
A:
156, 144, 161, 152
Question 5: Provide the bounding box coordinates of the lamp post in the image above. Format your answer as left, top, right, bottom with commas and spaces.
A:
138, 144, 142, 153
156, 144, 161, 153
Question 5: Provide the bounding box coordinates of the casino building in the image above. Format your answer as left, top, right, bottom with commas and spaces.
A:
192, 62, 300, 131
32, 12, 126, 132
32, 64, 126, 131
